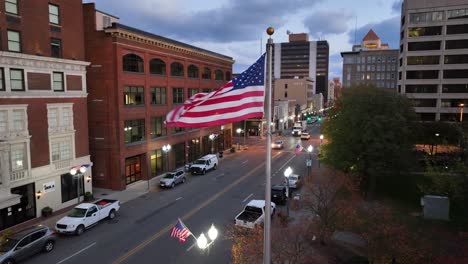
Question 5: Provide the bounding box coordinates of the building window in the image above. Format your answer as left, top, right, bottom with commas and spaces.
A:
125, 156, 141, 185
149, 59, 166, 75
124, 86, 144, 106
151, 150, 165, 176
0, 111, 7, 133
150, 117, 166, 138
171, 62, 184, 77
61, 173, 83, 203
12, 110, 24, 131
284, 91, 288, 98
123, 54, 144, 73
408, 41, 441, 51
188, 65, 199, 78
172, 127, 184, 134
48, 4, 60, 25
10, 69, 24, 91
5, 0, 18, 15
405, 85, 438, 93
444, 55, 468, 64
51, 140, 71, 162
442, 84, 468, 93
409, 11, 443, 23
215, 70, 223, 80
51, 38, 62, 58
406, 70, 438, 79
172, 88, 184, 104
188, 88, 198, 98
150, 87, 166, 105
446, 39, 468, 50
408, 26, 442, 37
407, 56, 440, 65
202, 88, 211, 93
448, 8, 468, 20
53, 72, 64, 92
443, 70, 468, 79
202, 67, 211, 79
11, 144, 25, 171
0, 68, 4, 91
7, 30, 21, 52
62, 107, 72, 127
124, 119, 145, 144
447, 24, 468, 35
226, 71, 231, 81
48, 108, 58, 129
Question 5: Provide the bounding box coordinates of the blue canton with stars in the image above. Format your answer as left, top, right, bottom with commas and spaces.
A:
232, 53, 265, 90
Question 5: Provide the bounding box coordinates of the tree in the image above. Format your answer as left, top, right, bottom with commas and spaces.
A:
321, 84, 417, 199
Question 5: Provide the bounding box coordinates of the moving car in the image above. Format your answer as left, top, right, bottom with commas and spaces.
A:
271, 185, 287, 204
271, 140, 284, 149
160, 169, 186, 188
0, 225, 56, 264
284, 174, 301, 189
190, 154, 218, 175
300, 132, 311, 140
235, 200, 276, 229
55, 199, 120, 235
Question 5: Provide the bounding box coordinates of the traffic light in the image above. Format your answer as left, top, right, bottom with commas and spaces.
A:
318, 117, 322, 122
307, 116, 311, 121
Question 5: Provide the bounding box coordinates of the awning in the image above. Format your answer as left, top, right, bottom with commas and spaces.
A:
0, 189, 21, 210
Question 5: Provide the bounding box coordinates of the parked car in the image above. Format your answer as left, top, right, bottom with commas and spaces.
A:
271, 140, 284, 149
284, 174, 301, 189
271, 185, 287, 204
300, 132, 311, 140
160, 169, 186, 188
235, 200, 276, 229
190, 154, 218, 175
55, 199, 120, 235
0, 225, 56, 264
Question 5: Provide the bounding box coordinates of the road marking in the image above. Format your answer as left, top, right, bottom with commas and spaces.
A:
241, 160, 248, 164
175, 197, 183, 201
242, 193, 253, 202
277, 154, 296, 173
56, 242, 96, 264
112, 152, 282, 264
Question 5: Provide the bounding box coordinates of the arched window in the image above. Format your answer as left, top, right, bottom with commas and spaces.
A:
215, 69, 223, 80
202, 67, 211, 79
225, 71, 231, 81
188, 65, 199, 78
150, 58, 166, 75
123, 54, 144, 73
171, 62, 184, 77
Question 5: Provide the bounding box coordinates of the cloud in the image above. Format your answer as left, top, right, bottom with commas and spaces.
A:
348, 16, 400, 49
304, 10, 354, 37
89, 0, 323, 43
392, 0, 403, 14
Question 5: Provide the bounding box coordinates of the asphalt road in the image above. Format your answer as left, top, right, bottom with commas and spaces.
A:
25, 123, 322, 264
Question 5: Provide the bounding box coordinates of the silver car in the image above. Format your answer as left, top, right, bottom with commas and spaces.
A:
0, 225, 56, 264
160, 169, 186, 188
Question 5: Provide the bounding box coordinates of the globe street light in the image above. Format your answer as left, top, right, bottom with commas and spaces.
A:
307, 145, 313, 178
197, 224, 218, 250
70, 164, 90, 203
236, 128, 242, 150
320, 134, 324, 145
162, 144, 171, 171
460, 103, 465, 123
209, 134, 216, 154
284, 166, 292, 216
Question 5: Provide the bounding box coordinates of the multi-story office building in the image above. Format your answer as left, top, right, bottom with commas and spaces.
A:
341, 29, 399, 90
83, 4, 234, 190
0, 0, 92, 230
272, 33, 329, 102
398, 0, 468, 121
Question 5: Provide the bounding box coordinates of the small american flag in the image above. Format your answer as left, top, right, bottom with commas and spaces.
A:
165, 54, 265, 127
171, 219, 192, 243
294, 143, 303, 155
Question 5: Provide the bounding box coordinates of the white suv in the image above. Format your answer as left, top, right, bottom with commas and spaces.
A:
160, 169, 186, 188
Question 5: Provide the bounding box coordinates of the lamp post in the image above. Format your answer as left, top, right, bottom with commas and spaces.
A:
162, 144, 171, 171
434, 133, 439, 155
284, 166, 292, 217
243, 120, 247, 147
320, 134, 324, 145
209, 134, 216, 154
70, 164, 89, 204
196, 224, 218, 250
236, 128, 242, 150
460, 103, 465, 123
307, 145, 313, 178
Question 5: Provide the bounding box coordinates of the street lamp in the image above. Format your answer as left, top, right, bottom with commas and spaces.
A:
70, 164, 90, 203
236, 128, 242, 150
284, 166, 292, 216
197, 224, 218, 249
162, 144, 171, 171
319, 134, 324, 145
307, 145, 313, 178
460, 103, 464, 123
209, 134, 216, 154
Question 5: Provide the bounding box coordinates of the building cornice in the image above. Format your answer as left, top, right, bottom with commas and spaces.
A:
0, 51, 90, 72
104, 26, 235, 65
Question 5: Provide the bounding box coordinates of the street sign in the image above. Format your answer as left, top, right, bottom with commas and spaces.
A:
306, 159, 312, 167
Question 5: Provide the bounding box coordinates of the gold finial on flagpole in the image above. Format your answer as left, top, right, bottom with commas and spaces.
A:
266, 27, 274, 36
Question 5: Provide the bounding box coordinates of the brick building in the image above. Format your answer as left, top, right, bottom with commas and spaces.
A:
83, 4, 234, 190
0, 0, 92, 230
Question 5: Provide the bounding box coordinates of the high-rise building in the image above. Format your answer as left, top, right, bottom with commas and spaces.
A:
0, 0, 92, 230
341, 29, 399, 90
272, 33, 329, 102
83, 4, 234, 190
398, 0, 468, 121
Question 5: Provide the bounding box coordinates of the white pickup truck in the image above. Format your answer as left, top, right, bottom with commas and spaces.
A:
235, 200, 276, 229
55, 199, 120, 235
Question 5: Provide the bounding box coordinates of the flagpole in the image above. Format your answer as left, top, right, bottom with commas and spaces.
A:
263, 26, 274, 264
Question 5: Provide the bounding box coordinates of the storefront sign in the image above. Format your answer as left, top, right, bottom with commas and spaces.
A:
43, 181, 56, 193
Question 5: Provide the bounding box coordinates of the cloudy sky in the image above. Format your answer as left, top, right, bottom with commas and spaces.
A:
84, 0, 402, 80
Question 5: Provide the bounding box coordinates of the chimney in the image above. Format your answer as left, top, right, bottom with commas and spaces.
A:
289, 33, 309, 42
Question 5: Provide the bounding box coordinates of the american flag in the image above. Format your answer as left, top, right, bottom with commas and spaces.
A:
165, 54, 265, 127
294, 143, 303, 155
171, 219, 192, 243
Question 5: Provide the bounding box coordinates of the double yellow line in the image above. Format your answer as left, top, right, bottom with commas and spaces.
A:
113, 152, 281, 264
